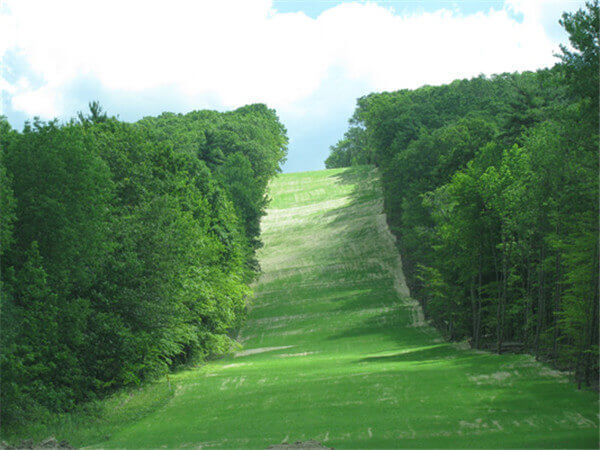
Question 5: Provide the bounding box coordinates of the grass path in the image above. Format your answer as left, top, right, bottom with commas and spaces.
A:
100, 167, 598, 448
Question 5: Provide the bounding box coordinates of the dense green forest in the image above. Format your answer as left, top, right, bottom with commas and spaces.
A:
326, 3, 599, 387
0, 104, 287, 425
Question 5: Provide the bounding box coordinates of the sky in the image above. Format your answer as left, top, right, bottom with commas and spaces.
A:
0, 0, 585, 172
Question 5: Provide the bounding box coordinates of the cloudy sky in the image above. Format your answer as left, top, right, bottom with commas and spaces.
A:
0, 0, 584, 172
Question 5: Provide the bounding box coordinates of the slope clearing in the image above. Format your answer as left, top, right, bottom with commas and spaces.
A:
100, 167, 598, 448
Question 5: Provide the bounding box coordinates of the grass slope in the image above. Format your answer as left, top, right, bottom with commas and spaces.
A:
99, 166, 597, 448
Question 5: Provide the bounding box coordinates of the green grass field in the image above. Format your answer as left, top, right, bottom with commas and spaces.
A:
8, 166, 591, 449
84, 166, 596, 449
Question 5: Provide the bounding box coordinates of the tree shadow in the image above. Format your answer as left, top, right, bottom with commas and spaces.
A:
357, 344, 453, 364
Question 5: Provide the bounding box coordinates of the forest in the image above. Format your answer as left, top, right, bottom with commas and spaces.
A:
0, 2, 598, 447
326, 3, 599, 387
0, 103, 288, 425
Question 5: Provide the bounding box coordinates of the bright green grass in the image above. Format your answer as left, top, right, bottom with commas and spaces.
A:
1, 380, 174, 447
17, 167, 596, 448
92, 166, 598, 449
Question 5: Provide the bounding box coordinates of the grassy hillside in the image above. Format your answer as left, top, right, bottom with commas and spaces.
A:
89, 166, 598, 448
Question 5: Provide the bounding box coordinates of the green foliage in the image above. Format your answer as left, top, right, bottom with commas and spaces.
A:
559, 1, 599, 118
0, 103, 287, 428
23, 167, 596, 449
325, 126, 372, 168
135, 104, 288, 257
329, 2, 598, 386
0, 125, 16, 256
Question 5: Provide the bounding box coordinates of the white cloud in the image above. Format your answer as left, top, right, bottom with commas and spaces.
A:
0, 0, 584, 121
10, 84, 62, 119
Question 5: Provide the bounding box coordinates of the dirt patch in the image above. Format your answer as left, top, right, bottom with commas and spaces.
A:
221, 363, 250, 369
235, 346, 294, 357
468, 371, 515, 385
267, 440, 333, 449
1, 437, 73, 449
539, 366, 569, 382
375, 213, 425, 327
250, 314, 310, 326
278, 352, 315, 358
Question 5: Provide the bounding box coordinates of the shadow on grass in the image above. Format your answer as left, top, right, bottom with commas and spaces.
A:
320, 166, 381, 224
358, 344, 454, 363
325, 307, 433, 350
294, 166, 432, 349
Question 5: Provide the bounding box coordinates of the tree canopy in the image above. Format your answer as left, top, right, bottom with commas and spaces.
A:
326, 1, 599, 388
0, 104, 287, 424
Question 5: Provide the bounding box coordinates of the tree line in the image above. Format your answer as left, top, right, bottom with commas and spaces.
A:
326, 3, 598, 387
0, 103, 287, 425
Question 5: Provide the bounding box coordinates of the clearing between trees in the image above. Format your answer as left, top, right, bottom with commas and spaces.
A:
98, 166, 598, 448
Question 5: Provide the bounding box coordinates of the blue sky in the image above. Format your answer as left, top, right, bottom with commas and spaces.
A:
0, 0, 583, 172
275, 1, 505, 18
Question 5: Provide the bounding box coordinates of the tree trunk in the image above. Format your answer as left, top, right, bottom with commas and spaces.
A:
470, 278, 477, 346
475, 251, 483, 349
525, 249, 533, 350
496, 235, 507, 354
552, 248, 561, 359
584, 241, 599, 386
534, 245, 545, 355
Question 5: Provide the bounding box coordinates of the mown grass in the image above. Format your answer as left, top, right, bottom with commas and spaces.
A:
8, 166, 598, 448
0, 380, 174, 447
